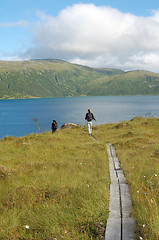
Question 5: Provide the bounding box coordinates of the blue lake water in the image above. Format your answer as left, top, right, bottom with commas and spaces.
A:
0, 95, 159, 139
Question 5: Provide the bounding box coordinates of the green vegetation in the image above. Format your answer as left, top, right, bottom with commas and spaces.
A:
0, 117, 159, 239
1, 59, 159, 99
82, 70, 159, 95
95, 117, 159, 240
0, 59, 122, 99
0, 127, 109, 239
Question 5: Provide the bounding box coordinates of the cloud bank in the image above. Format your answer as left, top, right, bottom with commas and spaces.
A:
18, 4, 159, 72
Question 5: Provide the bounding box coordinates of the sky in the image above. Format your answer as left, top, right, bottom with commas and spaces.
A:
1, 0, 159, 72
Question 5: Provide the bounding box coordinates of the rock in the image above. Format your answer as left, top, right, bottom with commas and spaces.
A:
61, 122, 80, 129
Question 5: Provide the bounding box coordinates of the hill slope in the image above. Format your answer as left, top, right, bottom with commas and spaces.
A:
82, 70, 159, 95
0, 59, 159, 99
0, 60, 124, 99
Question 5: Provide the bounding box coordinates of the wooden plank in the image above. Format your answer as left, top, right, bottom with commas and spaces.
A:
105, 143, 136, 240
105, 144, 121, 240
105, 183, 121, 240
120, 184, 132, 215
105, 216, 121, 240
114, 156, 120, 170
120, 183, 136, 239
117, 169, 127, 184
122, 217, 136, 240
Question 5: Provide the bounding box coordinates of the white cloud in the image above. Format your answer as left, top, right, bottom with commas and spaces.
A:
0, 20, 28, 28
19, 4, 159, 72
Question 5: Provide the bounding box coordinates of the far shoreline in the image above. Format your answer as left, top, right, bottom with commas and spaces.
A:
1, 93, 159, 101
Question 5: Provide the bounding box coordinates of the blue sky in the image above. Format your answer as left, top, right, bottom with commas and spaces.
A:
1, 0, 159, 72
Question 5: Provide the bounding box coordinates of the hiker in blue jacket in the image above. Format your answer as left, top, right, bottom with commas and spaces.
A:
85, 109, 96, 136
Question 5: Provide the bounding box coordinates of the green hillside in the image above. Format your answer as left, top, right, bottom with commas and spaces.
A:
0, 59, 159, 99
82, 70, 159, 95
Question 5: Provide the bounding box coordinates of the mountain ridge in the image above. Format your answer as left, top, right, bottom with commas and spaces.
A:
0, 59, 159, 99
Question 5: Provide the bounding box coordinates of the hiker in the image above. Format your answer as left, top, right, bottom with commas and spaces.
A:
52, 120, 57, 133
85, 109, 96, 136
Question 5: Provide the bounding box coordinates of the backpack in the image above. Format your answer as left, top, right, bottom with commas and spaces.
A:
87, 113, 92, 121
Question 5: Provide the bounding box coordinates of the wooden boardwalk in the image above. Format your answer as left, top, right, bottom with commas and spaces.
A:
105, 143, 136, 240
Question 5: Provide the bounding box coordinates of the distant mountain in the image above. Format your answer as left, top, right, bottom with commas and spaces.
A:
82, 70, 159, 96
0, 59, 159, 99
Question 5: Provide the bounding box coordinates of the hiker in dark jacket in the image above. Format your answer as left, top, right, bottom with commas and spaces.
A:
52, 120, 57, 133
85, 109, 96, 136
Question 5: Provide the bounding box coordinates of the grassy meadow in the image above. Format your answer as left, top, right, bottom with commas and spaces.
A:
0, 117, 159, 239
95, 117, 159, 240
0, 126, 109, 239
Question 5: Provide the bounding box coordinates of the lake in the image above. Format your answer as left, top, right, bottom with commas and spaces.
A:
0, 95, 159, 139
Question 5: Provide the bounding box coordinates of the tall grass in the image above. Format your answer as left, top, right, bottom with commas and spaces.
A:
1, 117, 159, 239
0, 127, 110, 239
93, 117, 159, 240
